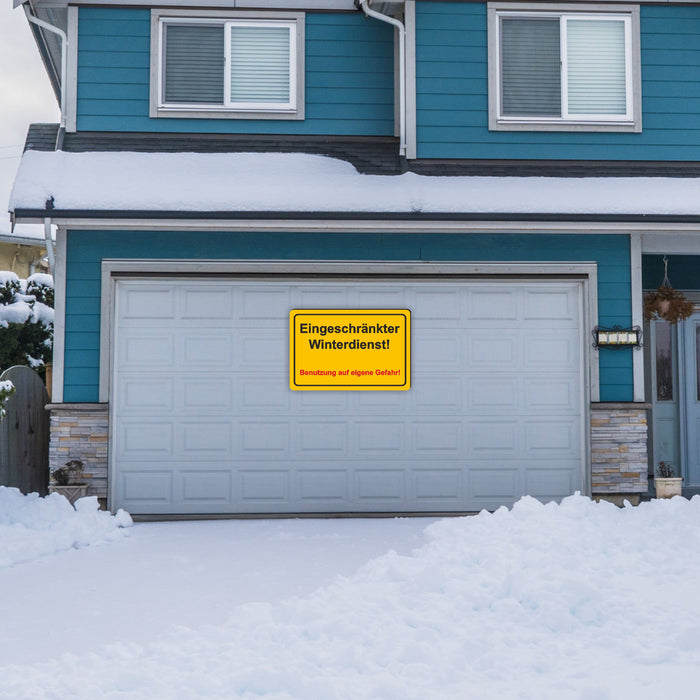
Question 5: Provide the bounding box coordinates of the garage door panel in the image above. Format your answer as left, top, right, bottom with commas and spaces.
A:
183, 378, 234, 411
121, 286, 175, 319
524, 333, 579, 369
121, 471, 174, 503
412, 288, 461, 319
181, 471, 233, 504
299, 287, 349, 308
413, 336, 462, 368
120, 333, 174, 366
240, 288, 289, 319
297, 422, 348, 454
413, 377, 463, 411
524, 468, 578, 500
469, 334, 518, 367
240, 422, 291, 455
297, 390, 349, 411
119, 422, 173, 456
239, 377, 291, 411
468, 421, 518, 454
120, 376, 174, 411
240, 470, 291, 502
413, 421, 462, 452
469, 468, 520, 503
239, 333, 286, 366
356, 287, 406, 307
524, 377, 577, 411
297, 470, 348, 502
183, 334, 234, 366
413, 470, 462, 501
181, 422, 233, 454
524, 420, 580, 455
356, 421, 406, 454
467, 377, 519, 409
355, 391, 404, 410
468, 289, 518, 320
181, 288, 234, 319
356, 470, 405, 501
524, 286, 579, 319
112, 278, 585, 514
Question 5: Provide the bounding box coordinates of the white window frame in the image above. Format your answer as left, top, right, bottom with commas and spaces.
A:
488, 3, 641, 132
150, 10, 305, 121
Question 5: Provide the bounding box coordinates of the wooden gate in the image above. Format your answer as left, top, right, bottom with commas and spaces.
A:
0, 366, 49, 495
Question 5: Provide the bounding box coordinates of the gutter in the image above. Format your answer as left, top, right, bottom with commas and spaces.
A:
23, 5, 67, 150
13, 209, 700, 224
357, 0, 406, 158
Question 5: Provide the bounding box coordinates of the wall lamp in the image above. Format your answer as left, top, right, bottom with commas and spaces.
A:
593, 326, 642, 349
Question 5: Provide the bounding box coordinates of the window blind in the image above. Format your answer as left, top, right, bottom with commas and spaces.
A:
566, 19, 627, 115
501, 18, 560, 117
229, 25, 291, 104
164, 24, 224, 104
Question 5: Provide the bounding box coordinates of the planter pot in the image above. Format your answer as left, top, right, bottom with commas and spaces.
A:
655, 477, 683, 499
49, 484, 89, 505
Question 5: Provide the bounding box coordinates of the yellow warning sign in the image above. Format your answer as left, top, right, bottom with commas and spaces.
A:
290, 309, 411, 390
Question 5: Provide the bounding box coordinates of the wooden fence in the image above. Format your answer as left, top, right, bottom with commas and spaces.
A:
0, 366, 49, 495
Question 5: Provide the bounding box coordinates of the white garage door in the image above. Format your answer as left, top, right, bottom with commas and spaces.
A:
111, 277, 585, 514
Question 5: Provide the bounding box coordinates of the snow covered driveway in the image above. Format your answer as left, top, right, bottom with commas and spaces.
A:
2, 489, 700, 699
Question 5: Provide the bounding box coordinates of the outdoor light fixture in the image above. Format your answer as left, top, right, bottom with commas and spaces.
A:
593, 326, 642, 349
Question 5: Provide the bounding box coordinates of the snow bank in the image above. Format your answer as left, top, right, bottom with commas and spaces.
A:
11, 150, 700, 215
0, 487, 132, 569
3, 493, 700, 699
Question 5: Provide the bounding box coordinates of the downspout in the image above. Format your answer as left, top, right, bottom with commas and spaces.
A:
43, 217, 55, 275
358, 0, 407, 158
23, 5, 67, 150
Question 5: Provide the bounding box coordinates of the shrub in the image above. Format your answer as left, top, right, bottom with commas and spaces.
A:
0, 271, 54, 379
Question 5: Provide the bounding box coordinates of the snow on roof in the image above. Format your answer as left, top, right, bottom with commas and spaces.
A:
10, 149, 700, 217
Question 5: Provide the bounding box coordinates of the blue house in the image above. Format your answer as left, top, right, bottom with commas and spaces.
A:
10, 0, 700, 515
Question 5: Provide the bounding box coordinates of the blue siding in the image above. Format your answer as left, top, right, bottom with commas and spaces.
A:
76, 8, 395, 135
643, 255, 700, 289
416, 3, 700, 159
63, 230, 632, 402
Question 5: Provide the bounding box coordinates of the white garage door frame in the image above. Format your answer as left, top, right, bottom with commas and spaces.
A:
100, 260, 598, 514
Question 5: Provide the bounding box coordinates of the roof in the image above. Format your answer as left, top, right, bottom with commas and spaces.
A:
10, 149, 700, 222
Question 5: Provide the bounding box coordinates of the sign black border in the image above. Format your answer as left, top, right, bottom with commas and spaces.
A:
291, 310, 410, 389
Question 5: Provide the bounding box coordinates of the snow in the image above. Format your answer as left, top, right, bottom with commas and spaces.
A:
11, 150, 700, 216
0, 270, 20, 285
2, 491, 700, 698
0, 486, 131, 569
0, 273, 54, 328
26, 272, 53, 288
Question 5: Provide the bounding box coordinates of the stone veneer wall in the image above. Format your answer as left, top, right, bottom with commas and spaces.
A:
47, 403, 109, 498
591, 403, 650, 497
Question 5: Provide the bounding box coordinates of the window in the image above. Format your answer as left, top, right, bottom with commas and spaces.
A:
151, 11, 305, 120
488, 3, 640, 132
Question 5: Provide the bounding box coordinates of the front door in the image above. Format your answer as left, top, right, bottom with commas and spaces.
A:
683, 314, 700, 486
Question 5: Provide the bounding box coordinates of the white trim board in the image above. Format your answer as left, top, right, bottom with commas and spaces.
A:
34, 219, 700, 234
52, 227, 67, 403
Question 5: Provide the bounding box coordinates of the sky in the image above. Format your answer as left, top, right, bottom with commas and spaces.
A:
0, 2, 60, 228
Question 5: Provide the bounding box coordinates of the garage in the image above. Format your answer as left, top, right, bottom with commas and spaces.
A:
110, 275, 586, 514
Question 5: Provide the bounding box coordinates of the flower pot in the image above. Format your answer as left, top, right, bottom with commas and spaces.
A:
655, 477, 683, 499
49, 484, 89, 506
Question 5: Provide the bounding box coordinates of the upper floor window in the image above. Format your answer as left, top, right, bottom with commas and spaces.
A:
151, 11, 305, 121
488, 3, 641, 132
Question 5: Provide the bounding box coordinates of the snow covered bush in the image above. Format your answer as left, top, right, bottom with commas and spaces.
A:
0, 379, 14, 421
0, 271, 54, 378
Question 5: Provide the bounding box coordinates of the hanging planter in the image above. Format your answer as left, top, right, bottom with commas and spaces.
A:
643, 256, 694, 325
